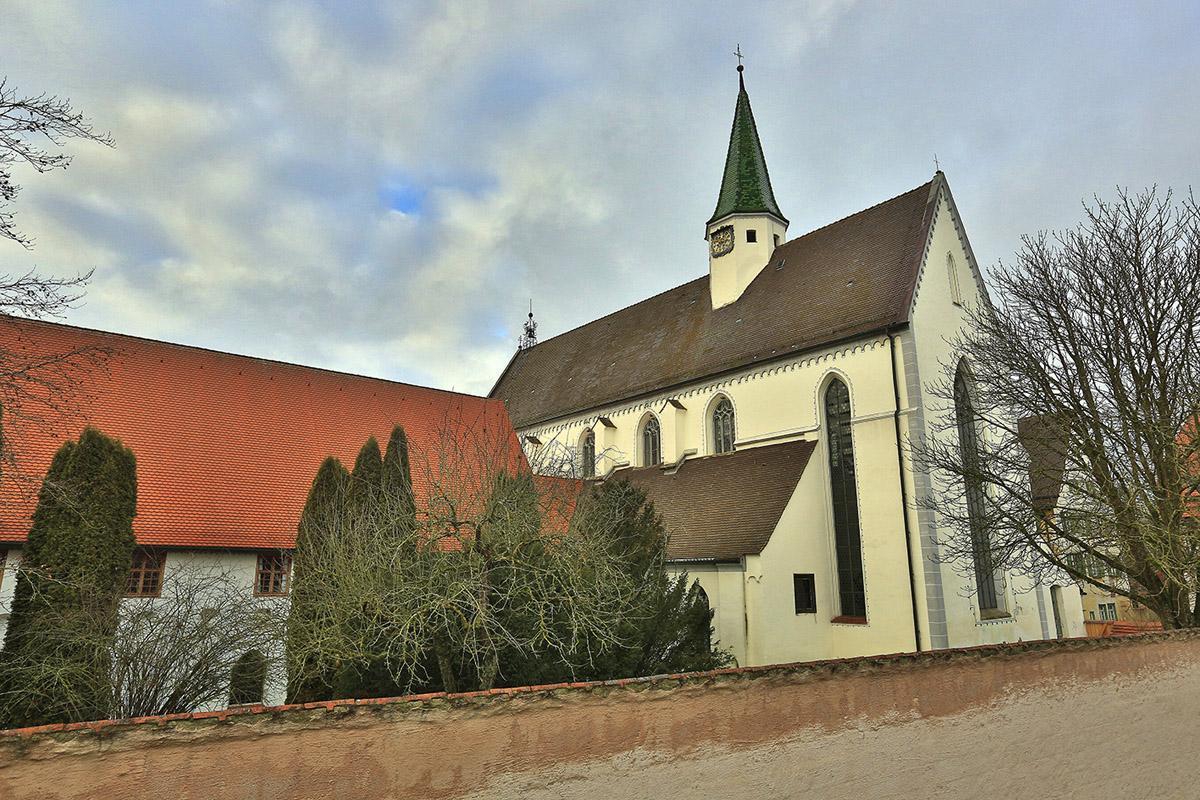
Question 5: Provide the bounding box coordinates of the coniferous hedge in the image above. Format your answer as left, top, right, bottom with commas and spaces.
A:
287, 426, 421, 702
0, 427, 137, 728
553, 480, 732, 682
285, 455, 350, 703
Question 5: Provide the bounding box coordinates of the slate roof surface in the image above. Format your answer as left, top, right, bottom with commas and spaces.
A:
0, 316, 520, 550
493, 176, 942, 428
708, 71, 786, 225
612, 439, 816, 561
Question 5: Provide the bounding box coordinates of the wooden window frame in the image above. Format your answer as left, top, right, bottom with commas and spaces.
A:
254, 552, 292, 597
127, 549, 165, 597
793, 573, 816, 614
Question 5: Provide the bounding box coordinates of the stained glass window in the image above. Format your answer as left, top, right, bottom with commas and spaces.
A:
712, 397, 736, 454
641, 416, 661, 466
825, 379, 866, 618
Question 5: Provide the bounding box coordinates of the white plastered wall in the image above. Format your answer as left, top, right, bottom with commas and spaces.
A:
906, 186, 1086, 648
527, 334, 922, 665
0, 547, 289, 709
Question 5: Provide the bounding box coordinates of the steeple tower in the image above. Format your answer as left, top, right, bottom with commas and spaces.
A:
706, 60, 788, 309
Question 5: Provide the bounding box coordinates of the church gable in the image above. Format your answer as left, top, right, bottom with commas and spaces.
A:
492, 178, 941, 429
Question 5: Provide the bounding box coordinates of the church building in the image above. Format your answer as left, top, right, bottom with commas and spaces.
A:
490, 65, 1087, 665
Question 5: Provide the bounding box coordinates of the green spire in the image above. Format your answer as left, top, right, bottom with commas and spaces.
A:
708, 67, 787, 226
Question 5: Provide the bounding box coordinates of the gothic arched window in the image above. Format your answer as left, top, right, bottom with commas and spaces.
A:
955, 367, 1002, 612
825, 378, 867, 619
641, 415, 662, 467
580, 429, 596, 478
712, 396, 736, 454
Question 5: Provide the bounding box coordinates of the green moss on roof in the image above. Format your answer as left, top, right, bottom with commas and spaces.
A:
708, 71, 786, 226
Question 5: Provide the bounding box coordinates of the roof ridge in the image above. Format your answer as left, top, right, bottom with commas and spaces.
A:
523, 176, 936, 354
610, 437, 810, 477
515, 274, 709, 354
781, 176, 936, 247
0, 314, 494, 402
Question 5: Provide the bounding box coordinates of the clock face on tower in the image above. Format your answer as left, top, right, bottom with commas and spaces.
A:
709, 225, 734, 258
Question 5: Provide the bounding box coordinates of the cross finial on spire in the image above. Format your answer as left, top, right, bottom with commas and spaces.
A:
734, 44, 744, 70
933, 153, 941, 172
518, 300, 538, 350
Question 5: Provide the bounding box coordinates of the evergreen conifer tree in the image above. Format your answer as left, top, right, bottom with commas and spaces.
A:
0, 427, 137, 727
346, 437, 384, 518
566, 480, 733, 681
383, 425, 415, 520
286, 456, 350, 703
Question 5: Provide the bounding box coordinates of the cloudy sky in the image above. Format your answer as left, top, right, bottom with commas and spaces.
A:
3, 1, 1198, 394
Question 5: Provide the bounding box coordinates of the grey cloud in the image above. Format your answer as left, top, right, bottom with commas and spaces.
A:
2, 0, 1198, 395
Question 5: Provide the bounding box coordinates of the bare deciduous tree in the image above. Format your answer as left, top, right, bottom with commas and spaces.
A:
1, 78, 114, 487
917, 188, 1200, 627
1, 78, 113, 248
0, 561, 286, 722
111, 563, 287, 718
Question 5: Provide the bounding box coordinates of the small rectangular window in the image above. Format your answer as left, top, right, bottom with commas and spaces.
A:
127, 550, 165, 597
793, 573, 816, 614
255, 552, 292, 596
746, 229, 757, 243
773, 234, 780, 247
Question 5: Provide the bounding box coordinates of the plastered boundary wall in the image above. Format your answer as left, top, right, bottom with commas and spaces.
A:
1, 632, 1198, 800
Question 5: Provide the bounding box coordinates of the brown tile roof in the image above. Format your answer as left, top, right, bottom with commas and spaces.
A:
492, 176, 942, 428
0, 316, 521, 550
611, 439, 816, 561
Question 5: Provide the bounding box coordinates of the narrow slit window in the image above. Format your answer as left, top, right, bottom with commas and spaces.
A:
580, 429, 596, 478
948, 253, 962, 305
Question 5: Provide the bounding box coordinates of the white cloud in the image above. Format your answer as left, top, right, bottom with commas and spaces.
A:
1, 1, 1198, 396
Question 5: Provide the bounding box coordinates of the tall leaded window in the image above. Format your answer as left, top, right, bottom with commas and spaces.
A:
580, 429, 596, 478
955, 367, 1002, 612
641, 415, 662, 466
825, 378, 867, 619
712, 396, 736, 454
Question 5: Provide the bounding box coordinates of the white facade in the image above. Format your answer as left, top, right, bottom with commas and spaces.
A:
515, 180, 1086, 666
0, 547, 289, 709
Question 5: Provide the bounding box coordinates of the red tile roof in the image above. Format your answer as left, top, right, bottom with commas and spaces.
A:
0, 316, 522, 551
